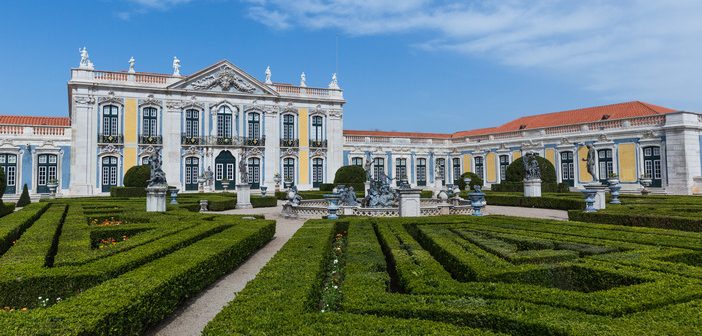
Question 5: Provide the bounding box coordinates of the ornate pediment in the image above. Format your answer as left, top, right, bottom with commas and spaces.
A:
169, 61, 278, 96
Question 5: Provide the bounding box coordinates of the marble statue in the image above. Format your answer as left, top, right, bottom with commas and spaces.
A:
288, 186, 303, 205
128, 56, 135, 73
300, 72, 307, 87
435, 164, 443, 180
265, 66, 272, 84
173, 57, 181, 76
363, 167, 397, 208
147, 148, 167, 187
239, 151, 249, 184
329, 73, 339, 89
583, 144, 598, 181
204, 166, 214, 185
339, 186, 359, 206
79, 47, 93, 69
364, 159, 373, 182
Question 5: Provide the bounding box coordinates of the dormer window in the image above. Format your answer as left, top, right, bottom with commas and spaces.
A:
519, 124, 527, 130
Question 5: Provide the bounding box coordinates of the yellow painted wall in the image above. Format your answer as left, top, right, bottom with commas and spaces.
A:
578, 146, 592, 183
123, 98, 137, 171
512, 150, 521, 160
618, 143, 637, 182
486, 152, 496, 182
298, 108, 309, 184
545, 148, 556, 166
463, 154, 472, 173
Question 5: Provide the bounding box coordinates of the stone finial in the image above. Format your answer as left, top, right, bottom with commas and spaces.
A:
128, 56, 135, 73
172, 56, 181, 76
264, 66, 272, 84
328, 72, 340, 89
79, 47, 94, 70
300, 72, 307, 87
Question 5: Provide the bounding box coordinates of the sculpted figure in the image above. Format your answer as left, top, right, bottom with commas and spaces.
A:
583, 144, 598, 181
300, 72, 307, 87
173, 56, 181, 76
265, 66, 272, 84
239, 150, 249, 184
147, 148, 168, 187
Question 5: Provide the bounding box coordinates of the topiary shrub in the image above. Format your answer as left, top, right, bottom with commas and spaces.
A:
16, 184, 31, 207
505, 156, 557, 183
334, 165, 366, 185
456, 172, 484, 191
123, 165, 151, 188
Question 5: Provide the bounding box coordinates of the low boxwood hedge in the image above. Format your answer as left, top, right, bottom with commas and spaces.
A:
485, 193, 583, 210
491, 181, 571, 193
568, 210, 702, 232
0, 202, 14, 218
110, 186, 147, 197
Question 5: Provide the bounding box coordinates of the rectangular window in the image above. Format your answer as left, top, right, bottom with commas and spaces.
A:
653, 160, 662, 179
453, 158, 461, 182
351, 157, 363, 166
395, 158, 407, 181
474, 157, 484, 179
216, 164, 223, 180
417, 158, 426, 185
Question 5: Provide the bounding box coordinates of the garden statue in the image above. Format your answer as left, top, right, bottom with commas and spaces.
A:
128, 56, 135, 73
364, 159, 373, 181
239, 151, 249, 184
204, 166, 214, 190
329, 73, 340, 89
583, 144, 598, 181
300, 72, 307, 87
147, 148, 167, 187
287, 186, 303, 205
338, 186, 359, 206
523, 152, 541, 180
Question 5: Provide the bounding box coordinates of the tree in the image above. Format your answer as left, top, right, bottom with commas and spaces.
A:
123, 165, 151, 188
505, 156, 557, 183
333, 165, 366, 184
16, 184, 31, 207
457, 172, 484, 191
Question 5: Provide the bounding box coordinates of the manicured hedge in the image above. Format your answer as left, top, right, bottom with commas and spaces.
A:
333, 165, 366, 185
506, 156, 557, 183
491, 181, 571, 193
0, 203, 50, 256
0, 202, 14, 218
456, 172, 484, 191
568, 211, 702, 232
485, 193, 583, 210
110, 186, 147, 197
123, 165, 151, 188
16, 184, 30, 207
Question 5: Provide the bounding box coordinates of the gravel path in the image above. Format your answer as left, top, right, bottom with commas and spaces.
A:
146, 202, 567, 335
147, 202, 308, 336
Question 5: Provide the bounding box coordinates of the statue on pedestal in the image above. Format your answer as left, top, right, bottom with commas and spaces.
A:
173, 56, 181, 76
265, 66, 272, 84
128, 56, 135, 73
79, 47, 93, 69
239, 151, 249, 184
583, 144, 598, 181
300, 72, 307, 87
147, 148, 167, 187
523, 152, 541, 180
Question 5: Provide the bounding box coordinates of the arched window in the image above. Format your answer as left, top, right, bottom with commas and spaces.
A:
351, 157, 363, 166
643, 146, 662, 187
597, 149, 613, 182
372, 158, 384, 179
436, 158, 446, 184
560, 152, 574, 186
185, 109, 199, 138
312, 158, 324, 188
282, 114, 295, 141
0, 154, 17, 194
142, 107, 158, 137
217, 106, 233, 138
100, 156, 118, 193
247, 157, 261, 189
184, 157, 199, 191
498, 155, 509, 181
416, 158, 427, 186
283, 158, 295, 187
452, 158, 461, 184
474, 156, 484, 180
102, 105, 119, 137
215, 151, 236, 190
395, 158, 407, 185
311, 115, 324, 147
247, 112, 261, 139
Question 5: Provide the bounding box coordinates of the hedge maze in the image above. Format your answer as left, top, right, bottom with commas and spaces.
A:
0, 198, 275, 335
205, 216, 702, 335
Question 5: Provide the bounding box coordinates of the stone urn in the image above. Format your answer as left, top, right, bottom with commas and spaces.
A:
169, 187, 179, 205
221, 180, 230, 192
197, 176, 206, 193
47, 179, 59, 198
640, 176, 652, 195
463, 177, 472, 192
260, 186, 268, 197
273, 173, 282, 192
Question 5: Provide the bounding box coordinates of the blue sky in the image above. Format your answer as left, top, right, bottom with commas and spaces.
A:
1, 0, 701, 133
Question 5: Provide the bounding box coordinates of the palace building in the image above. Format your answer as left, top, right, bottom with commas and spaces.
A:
0, 52, 701, 199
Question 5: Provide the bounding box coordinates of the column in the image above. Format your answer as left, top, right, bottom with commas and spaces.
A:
664, 112, 702, 194
69, 95, 97, 195
327, 109, 344, 184
164, 101, 182, 190
263, 107, 280, 190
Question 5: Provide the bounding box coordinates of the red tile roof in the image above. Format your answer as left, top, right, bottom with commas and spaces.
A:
343, 101, 678, 139
0, 115, 70, 126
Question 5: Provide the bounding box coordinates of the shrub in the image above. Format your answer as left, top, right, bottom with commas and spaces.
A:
123, 165, 151, 188
110, 186, 147, 197
568, 211, 702, 232
420, 190, 433, 198
505, 156, 556, 183
485, 194, 583, 210
491, 182, 571, 193
252, 196, 278, 208
16, 184, 31, 207
319, 183, 334, 191
0, 202, 15, 218
333, 165, 366, 185
456, 172, 484, 191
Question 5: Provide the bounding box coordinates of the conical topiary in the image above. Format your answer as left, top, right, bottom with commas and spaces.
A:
16, 184, 31, 207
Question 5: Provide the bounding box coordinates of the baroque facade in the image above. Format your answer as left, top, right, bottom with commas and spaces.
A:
0, 52, 701, 198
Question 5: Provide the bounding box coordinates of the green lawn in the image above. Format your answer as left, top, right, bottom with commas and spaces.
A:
0, 197, 275, 335
204, 216, 702, 335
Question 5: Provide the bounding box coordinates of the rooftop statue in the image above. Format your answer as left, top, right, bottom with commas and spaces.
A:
328, 73, 340, 89
173, 56, 181, 76
300, 72, 307, 87
79, 47, 94, 69
128, 56, 135, 73
265, 66, 272, 84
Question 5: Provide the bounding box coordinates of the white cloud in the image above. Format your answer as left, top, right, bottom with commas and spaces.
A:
117, 0, 193, 20
243, 0, 702, 108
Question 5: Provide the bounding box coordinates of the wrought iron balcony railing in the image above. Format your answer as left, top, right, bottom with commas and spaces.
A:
98, 134, 123, 144
309, 139, 328, 148
244, 137, 265, 146
280, 138, 299, 147
181, 134, 205, 145
139, 135, 162, 145
216, 136, 237, 145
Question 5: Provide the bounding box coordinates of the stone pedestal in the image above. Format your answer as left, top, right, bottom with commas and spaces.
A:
236, 184, 253, 209
584, 184, 607, 210
364, 181, 370, 197
433, 178, 443, 197
146, 186, 168, 212
523, 179, 542, 197
398, 189, 421, 217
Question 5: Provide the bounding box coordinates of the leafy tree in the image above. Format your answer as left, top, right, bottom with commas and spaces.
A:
123, 165, 151, 188
16, 184, 31, 207
333, 165, 366, 184
505, 156, 557, 183
457, 172, 484, 191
